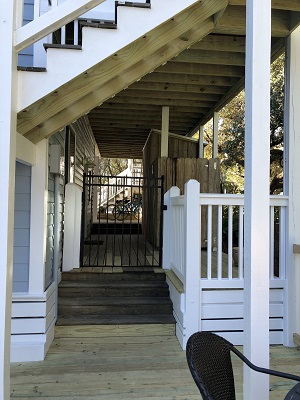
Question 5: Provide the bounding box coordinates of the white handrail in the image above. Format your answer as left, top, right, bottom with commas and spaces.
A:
163, 182, 288, 286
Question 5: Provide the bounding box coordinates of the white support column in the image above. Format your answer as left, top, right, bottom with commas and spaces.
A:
285, 27, 300, 346
212, 112, 218, 158
29, 139, 48, 294
161, 106, 169, 158
183, 179, 201, 348
198, 125, 204, 158
244, 1, 271, 399
63, 183, 82, 271
162, 186, 180, 270
0, 0, 18, 397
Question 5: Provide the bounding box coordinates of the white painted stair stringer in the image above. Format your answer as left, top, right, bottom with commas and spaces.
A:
18, 0, 204, 111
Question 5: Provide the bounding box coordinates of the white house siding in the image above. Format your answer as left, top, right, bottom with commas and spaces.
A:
45, 132, 65, 290
18, 0, 34, 67
13, 162, 31, 292
70, 116, 97, 188
70, 117, 99, 240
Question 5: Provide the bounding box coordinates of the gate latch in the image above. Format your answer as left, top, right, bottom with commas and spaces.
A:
163, 205, 167, 211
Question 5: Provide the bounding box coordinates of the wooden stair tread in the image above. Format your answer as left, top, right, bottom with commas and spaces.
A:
56, 314, 175, 326
59, 296, 172, 306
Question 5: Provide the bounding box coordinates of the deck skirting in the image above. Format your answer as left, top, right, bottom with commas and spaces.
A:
10, 283, 56, 362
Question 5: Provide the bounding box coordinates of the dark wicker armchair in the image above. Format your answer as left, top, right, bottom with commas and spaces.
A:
186, 331, 300, 400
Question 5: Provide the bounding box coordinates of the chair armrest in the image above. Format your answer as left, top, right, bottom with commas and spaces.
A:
231, 347, 300, 382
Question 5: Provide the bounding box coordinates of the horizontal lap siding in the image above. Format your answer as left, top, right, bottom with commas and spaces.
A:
46, 132, 65, 290
70, 116, 98, 240
13, 162, 31, 292
201, 287, 284, 345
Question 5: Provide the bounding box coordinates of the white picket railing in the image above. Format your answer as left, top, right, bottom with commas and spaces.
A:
163, 180, 288, 348
164, 182, 288, 285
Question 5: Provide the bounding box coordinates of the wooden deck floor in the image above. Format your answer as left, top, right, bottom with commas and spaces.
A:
83, 234, 160, 268
10, 325, 300, 400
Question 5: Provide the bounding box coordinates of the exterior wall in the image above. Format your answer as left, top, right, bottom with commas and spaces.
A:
13, 162, 31, 292
18, 0, 34, 67
46, 132, 65, 290
70, 116, 97, 188
69, 117, 98, 242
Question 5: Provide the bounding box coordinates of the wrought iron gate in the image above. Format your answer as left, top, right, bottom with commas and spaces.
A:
80, 173, 164, 270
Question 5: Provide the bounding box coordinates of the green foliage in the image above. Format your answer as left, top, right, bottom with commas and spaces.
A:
198, 54, 285, 194
99, 158, 128, 176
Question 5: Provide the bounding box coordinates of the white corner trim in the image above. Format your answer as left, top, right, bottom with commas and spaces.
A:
16, 133, 36, 166
12, 282, 55, 302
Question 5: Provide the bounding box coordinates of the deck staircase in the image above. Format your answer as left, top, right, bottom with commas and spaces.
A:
57, 271, 175, 326
17, 0, 227, 144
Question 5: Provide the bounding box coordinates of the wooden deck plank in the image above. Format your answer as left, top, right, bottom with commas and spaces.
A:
10, 325, 300, 400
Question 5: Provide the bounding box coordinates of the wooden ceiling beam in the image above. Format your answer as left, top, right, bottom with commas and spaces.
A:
228, 0, 300, 12
107, 96, 214, 108
173, 49, 245, 66
214, 6, 290, 37
190, 34, 245, 52
156, 62, 244, 77
187, 38, 286, 134
116, 90, 221, 102
92, 104, 207, 115
140, 72, 240, 87
128, 81, 228, 95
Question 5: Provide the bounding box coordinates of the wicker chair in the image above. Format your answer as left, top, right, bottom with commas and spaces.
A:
186, 331, 300, 400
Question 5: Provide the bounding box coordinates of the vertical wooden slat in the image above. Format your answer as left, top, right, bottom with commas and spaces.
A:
270, 206, 275, 279
217, 205, 222, 279
238, 205, 244, 279
207, 205, 212, 279
228, 205, 233, 279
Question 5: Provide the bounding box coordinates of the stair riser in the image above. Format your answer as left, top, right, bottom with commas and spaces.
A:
56, 315, 176, 326
58, 304, 173, 316
61, 272, 166, 282
59, 288, 170, 297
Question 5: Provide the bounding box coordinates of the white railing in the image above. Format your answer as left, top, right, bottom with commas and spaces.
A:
163, 180, 288, 285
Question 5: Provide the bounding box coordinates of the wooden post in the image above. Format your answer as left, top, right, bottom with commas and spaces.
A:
63, 183, 82, 271
183, 179, 201, 349
163, 186, 180, 270
0, 0, 18, 396
161, 106, 169, 157
285, 27, 300, 347
212, 112, 218, 158
198, 125, 204, 158
29, 140, 48, 294
244, 1, 271, 399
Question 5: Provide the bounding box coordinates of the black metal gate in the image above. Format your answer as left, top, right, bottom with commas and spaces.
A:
80, 173, 164, 270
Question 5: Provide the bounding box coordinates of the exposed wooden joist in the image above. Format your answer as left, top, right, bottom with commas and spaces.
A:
128, 81, 228, 95
140, 72, 240, 87
214, 6, 290, 37
190, 34, 245, 52
156, 62, 244, 77
173, 49, 245, 66
228, 0, 300, 12
116, 90, 221, 102
187, 38, 286, 133
107, 96, 214, 108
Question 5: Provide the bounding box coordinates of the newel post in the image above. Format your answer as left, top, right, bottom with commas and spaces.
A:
183, 179, 201, 348
163, 186, 180, 270
62, 183, 82, 271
